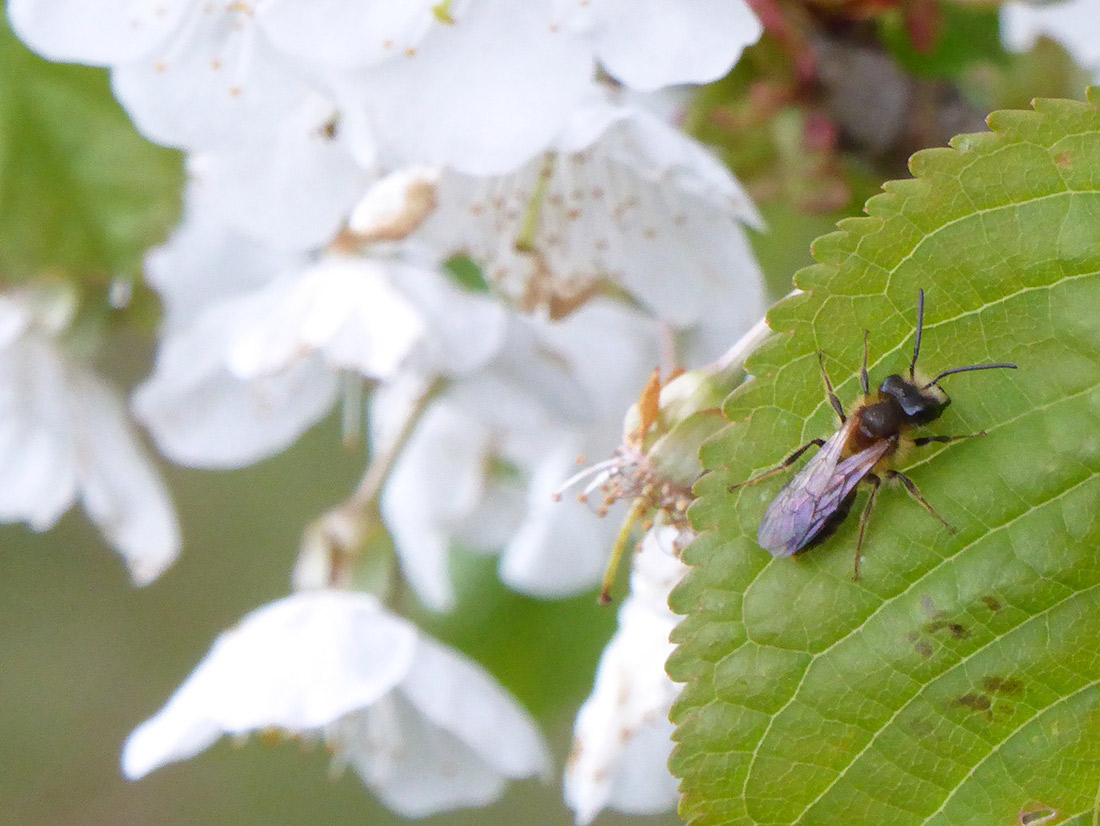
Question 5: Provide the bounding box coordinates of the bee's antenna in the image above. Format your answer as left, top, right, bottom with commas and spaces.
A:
909, 288, 924, 380
925, 362, 1017, 389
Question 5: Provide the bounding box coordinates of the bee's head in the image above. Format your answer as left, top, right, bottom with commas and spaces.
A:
881, 288, 1016, 427
878, 374, 948, 426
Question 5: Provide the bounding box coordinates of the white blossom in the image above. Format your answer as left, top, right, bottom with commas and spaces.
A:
188, 94, 374, 251
265, 0, 762, 174
142, 194, 308, 334
415, 90, 765, 327
375, 299, 659, 610
0, 288, 180, 584
132, 268, 342, 469
256, 1, 440, 68
564, 527, 690, 824
122, 590, 551, 816
559, 0, 763, 92
8, 0, 314, 150
1002, 0, 1100, 72
9, 0, 761, 174
325, 0, 596, 176
7, 0, 193, 65
134, 197, 506, 468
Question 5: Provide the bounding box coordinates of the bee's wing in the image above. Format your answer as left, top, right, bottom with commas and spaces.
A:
757, 421, 890, 557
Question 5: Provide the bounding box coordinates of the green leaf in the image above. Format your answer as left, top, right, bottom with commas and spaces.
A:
670, 91, 1100, 826
0, 17, 183, 283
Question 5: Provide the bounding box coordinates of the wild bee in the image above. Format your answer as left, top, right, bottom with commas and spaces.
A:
729, 290, 1016, 579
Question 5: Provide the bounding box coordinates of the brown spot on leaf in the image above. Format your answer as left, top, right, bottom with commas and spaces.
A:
980, 595, 1002, 612
954, 693, 991, 712
924, 619, 971, 639
982, 676, 1023, 696
906, 631, 935, 659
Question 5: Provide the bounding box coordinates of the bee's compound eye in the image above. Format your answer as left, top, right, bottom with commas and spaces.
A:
879, 374, 944, 424
878, 374, 907, 396
904, 394, 946, 426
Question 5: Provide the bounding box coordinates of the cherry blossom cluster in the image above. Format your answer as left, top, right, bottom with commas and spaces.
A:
7, 0, 770, 822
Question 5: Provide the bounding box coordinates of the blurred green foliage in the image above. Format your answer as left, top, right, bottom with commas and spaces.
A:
0, 16, 183, 288
878, 4, 1006, 80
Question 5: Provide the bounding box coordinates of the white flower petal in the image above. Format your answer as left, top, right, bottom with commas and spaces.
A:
562, 98, 762, 228
190, 97, 373, 250
352, 0, 593, 174
500, 442, 624, 597
111, 6, 312, 150
0, 335, 77, 529
69, 369, 180, 585
338, 630, 551, 817
123, 591, 418, 779
589, 715, 678, 818
349, 695, 511, 817
564, 529, 687, 824
585, 0, 761, 91
0, 294, 33, 348
378, 396, 492, 611
139, 215, 505, 471
534, 298, 658, 421
451, 474, 526, 553
226, 259, 426, 381
401, 635, 552, 780
421, 96, 765, 327
1002, 0, 1100, 69
133, 295, 339, 469
377, 299, 660, 600
258, 0, 438, 68
145, 194, 306, 333
8, 0, 189, 65
125, 591, 548, 816
0, 318, 179, 584
491, 302, 658, 594
388, 258, 507, 376
444, 314, 594, 429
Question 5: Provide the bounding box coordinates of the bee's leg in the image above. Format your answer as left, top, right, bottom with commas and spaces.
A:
817, 352, 846, 423
860, 330, 870, 396
853, 473, 882, 581
912, 432, 986, 447
886, 470, 957, 533
727, 439, 826, 492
